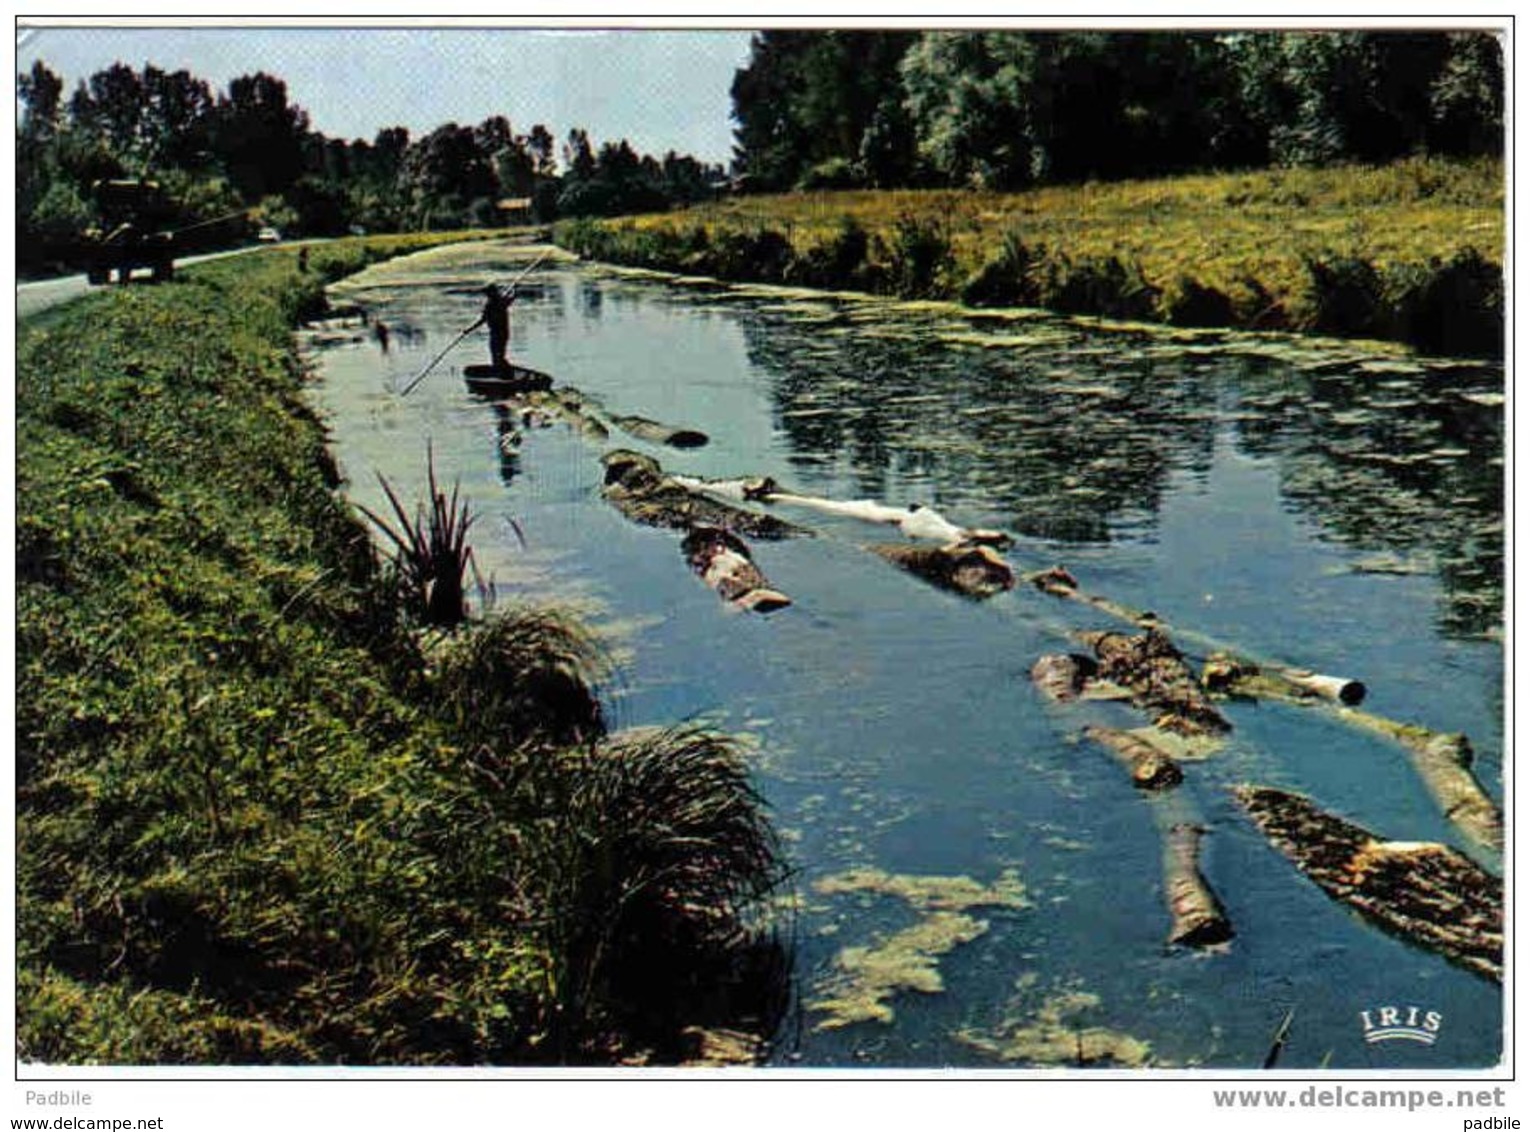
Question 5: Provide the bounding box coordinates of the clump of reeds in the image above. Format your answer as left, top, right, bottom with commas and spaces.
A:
357, 442, 483, 628
540, 725, 789, 1052
428, 608, 607, 750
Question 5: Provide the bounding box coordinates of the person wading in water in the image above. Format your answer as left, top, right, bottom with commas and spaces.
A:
470, 283, 517, 370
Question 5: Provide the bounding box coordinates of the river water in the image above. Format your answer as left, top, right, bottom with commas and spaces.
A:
307, 241, 1503, 1071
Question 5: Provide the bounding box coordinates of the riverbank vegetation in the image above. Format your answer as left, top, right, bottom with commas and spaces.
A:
20, 30, 1502, 279
554, 155, 1503, 356
17, 235, 787, 1064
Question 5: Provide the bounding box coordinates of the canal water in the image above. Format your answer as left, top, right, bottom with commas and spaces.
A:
307, 241, 1503, 1071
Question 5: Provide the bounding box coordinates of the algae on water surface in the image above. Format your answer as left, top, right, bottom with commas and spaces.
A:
956, 988, 1153, 1067
807, 868, 1029, 1031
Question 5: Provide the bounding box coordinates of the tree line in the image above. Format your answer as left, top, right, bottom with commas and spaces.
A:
730, 29, 1504, 191
17, 59, 726, 273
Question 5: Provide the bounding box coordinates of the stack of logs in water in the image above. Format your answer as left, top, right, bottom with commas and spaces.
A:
463, 372, 1503, 990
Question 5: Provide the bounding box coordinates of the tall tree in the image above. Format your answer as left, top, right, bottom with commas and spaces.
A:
141, 67, 215, 170
17, 60, 63, 144
901, 32, 1040, 188
526, 124, 557, 176
68, 63, 148, 168
731, 30, 916, 190
213, 72, 310, 200
1428, 32, 1504, 157
399, 122, 497, 229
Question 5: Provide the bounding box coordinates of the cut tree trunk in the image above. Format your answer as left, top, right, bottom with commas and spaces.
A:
1201, 653, 1366, 706
1234, 785, 1501, 982
1336, 708, 1502, 855
1030, 653, 1099, 703
601, 450, 809, 540
1083, 724, 1184, 790
1163, 822, 1234, 947
610, 414, 710, 449
1080, 629, 1231, 735
870, 541, 1016, 599
681, 527, 791, 613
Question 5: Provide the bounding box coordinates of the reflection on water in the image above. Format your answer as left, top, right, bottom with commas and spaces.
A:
1234, 360, 1502, 639
312, 251, 1503, 1070
735, 301, 1502, 639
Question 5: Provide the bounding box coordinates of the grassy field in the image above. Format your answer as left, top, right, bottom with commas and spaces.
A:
17, 234, 785, 1065
556, 157, 1503, 356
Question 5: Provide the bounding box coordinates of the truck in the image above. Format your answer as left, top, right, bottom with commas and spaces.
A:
80, 179, 176, 284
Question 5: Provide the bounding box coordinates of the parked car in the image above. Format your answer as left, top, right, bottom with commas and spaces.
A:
257, 226, 283, 244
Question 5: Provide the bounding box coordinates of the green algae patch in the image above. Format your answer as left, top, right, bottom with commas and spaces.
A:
956, 989, 1153, 1068
810, 911, 989, 1029
814, 866, 1029, 913
807, 867, 1029, 1030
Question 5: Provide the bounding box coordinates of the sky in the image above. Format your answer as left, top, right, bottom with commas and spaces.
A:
15, 24, 757, 164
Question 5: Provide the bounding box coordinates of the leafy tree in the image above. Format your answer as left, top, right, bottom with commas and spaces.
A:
27, 179, 93, 241
527, 124, 557, 176
399, 122, 497, 229
18, 61, 66, 218
731, 30, 915, 190
141, 66, 215, 170
901, 32, 1039, 188
18, 60, 63, 144
563, 128, 597, 182
213, 72, 311, 200
1428, 32, 1504, 157
67, 63, 148, 168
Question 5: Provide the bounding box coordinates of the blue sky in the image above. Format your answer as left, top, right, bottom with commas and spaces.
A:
16, 24, 756, 164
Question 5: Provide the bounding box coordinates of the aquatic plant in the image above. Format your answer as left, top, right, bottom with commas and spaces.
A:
426, 608, 608, 751
956, 989, 1152, 1067
807, 867, 1027, 1031
540, 726, 790, 1053
356, 443, 483, 629
961, 229, 1039, 308
787, 214, 872, 289
884, 213, 954, 299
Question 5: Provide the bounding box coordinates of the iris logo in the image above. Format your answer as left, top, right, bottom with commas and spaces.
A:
1360, 1005, 1443, 1045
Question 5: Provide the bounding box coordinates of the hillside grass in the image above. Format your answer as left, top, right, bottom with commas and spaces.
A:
557, 157, 1503, 356
17, 234, 785, 1065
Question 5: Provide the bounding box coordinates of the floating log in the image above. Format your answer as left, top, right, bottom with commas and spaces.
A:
601, 450, 808, 540
1026, 565, 1159, 627
1163, 823, 1234, 947
520, 388, 611, 441
1201, 653, 1365, 706
681, 527, 791, 613
1030, 653, 1098, 703
1035, 655, 1230, 950
1080, 629, 1230, 736
1234, 785, 1501, 982
610, 413, 709, 449
671, 477, 1011, 546
669, 474, 780, 504
1335, 708, 1502, 855
1030, 566, 1368, 708
870, 540, 1016, 599
1083, 724, 1184, 790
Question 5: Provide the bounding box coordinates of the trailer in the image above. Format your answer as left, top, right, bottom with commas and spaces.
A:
80, 179, 176, 284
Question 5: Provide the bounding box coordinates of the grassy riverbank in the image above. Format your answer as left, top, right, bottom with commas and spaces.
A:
556, 157, 1503, 356
17, 235, 785, 1064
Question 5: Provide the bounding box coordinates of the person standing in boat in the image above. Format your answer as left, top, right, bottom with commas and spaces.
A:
470, 283, 517, 370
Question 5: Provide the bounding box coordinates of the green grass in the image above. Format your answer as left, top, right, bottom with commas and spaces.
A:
556, 156, 1503, 355
17, 234, 787, 1064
